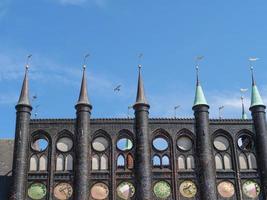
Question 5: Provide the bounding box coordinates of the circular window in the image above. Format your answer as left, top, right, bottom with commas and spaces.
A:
238, 135, 253, 151
117, 138, 133, 151
214, 136, 229, 151
54, 182, 73, 200
179, 180, 197, 198
117, 182, 135, 199
153, 181, 171, 199
153, 137, 168, 151
28, 183, 47, 200
90, 183, 109, 200
32, 138, 48, 152
242, 180, 260, 198
92, 137, 109, 152
217, 181, 235, 198
56, 137, 73, 152
177, 136, 192, 151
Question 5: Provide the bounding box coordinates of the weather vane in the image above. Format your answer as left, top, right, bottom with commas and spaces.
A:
83, 53, 90, 69
219, 106, 224, 119
26, 54, 32, 69
138, 53, 143, 69
174, 105, 180, 119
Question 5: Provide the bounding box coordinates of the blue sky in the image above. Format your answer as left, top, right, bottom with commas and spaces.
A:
1, 0, 267, 138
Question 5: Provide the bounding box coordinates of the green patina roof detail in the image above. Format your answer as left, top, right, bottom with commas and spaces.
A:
193, 85, 208, 106
242, 112, 248, 120
250, 85, 264, 108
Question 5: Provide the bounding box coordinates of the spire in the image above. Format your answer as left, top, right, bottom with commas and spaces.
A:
193, 64, 208, 107
241, 96, 248, 119
76, 54, 91, 107
134, 64, 149, 106
17, 55, 32, 107
250, 66, 264, 108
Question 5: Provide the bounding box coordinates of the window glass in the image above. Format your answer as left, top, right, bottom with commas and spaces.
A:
224, 154, 232, 170
238, 135, 253, 151
117, 182, 135, 200
100, 155, 108, 170
177, 136, 192, 151
65, 155, 73, 171
117, 138, 133, 151
214, 136, 229, 151
217, 181, 235, 198
117, 155, 125, 167
215, 154, 223, 170
153, 137, 168, 151
92, 137, 109, 152
153, 156, 161, 166
248, 153, 257, 169
239, 153, 248, 170
56, 154, 64, 171
56, 137, 73, 152
92, 155, 99, 170
32, 138, 48, 152
162, 156, 170, 166
186, 156, 195, 169
30, 155, 38, 171
90, 183, 109, 200
39, 155, 47, 171
178, 156, 185, 169
153, 181, 171, 199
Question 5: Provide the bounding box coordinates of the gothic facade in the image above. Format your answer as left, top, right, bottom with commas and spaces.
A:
0, 64, 267, 200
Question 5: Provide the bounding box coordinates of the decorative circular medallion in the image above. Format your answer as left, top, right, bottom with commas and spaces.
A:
214, 136, 229, 151
179, 180, 197, 198
153, 181, 171, 199
117, 182, 135, 199
54, 182, 73, 200
32, 138, 48, 152
90, 183, 109, 200
28, 183, 47, 200
92, 137, 109, 152
56, 138, 73, 152
242, 180, 260, 199
217, 181, 235, 198
153, 137, 168, 151
117, 138, 133, 151
177, 136, 192, 151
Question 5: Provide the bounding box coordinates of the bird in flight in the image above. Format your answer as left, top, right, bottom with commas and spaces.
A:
114, 85, 121, 92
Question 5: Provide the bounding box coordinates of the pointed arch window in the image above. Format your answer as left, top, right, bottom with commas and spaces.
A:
248, 153, 257, 169
239, 153, 248, 169
178, 155, 186, 170
29, 155, 38, 171
117, 155, 125, 167
127, 154, 134, 169
56, 154, 64, 171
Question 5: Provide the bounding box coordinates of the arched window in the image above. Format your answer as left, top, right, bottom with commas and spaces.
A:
56, 154, 64, 171
215, 154, 223, 170
117, 155, 125, 167
178, 155, 186, 170
248, 153, 257, 169
65, 154, 73, 171
92, 155, 99, 170
100, 155, 108, 170
162, 155, 170, 167
186, 155, 195, 169
239, 153, 248, 170
153, 155, 161, 166
29, 155, 38, 171
127, 154, 134, 169
39, 155, 47, 171
224, 154, 232, 170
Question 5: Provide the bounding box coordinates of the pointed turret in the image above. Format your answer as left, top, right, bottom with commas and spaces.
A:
241, 96, 248, 119
17, 59, 31, 107
76, 65, 91, 107
250, 67, 264, 108
193, 66, 208, 107
134, 64, 149, 106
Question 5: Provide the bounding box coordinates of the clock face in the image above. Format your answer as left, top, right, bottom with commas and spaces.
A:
54, 183, 73, 200
153, 181, 171, 199
117, 182, 135, 199
179, 181, 197, 198
28, 183, 47, 200
90, 183, 109, 200
243, 180, 260, 198
217, 181, 235, 198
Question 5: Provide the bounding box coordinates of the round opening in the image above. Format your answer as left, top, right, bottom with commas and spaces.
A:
214, 136, 229, 151
177, 136, 192, 151
54, 182, 73, 200
153, 181, 171, 199
179, 180, 197, 198
153, 137, 168, 151
32, 138, 48, 152
117, 182, 135, 199
117, 138, 133, 151
217, 181, 235, 198
238, 135, 253, 151
242, 180, 260, 198
90, 183, 109, 200
28, 183, 47, 200
92, 137, 109, 152
56, 137, 73, 152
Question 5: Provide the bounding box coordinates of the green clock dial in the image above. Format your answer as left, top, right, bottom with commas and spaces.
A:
28, 183, 47, 200
153, 181, 171, 199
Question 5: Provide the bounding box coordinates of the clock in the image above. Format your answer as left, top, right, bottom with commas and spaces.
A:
153, 181, 171, 199
117, 182, 135, 199
90, 183, 109, 200
217, 181, 235, 198
243, 180, 260, 198
28, 183, 47, 200
179, 180, 197, 198
54, 182, 73, 200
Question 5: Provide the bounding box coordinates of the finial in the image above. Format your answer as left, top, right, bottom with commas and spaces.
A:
138, 53, 143, 71
195, 56, 203, 85
83, 53, 90, 70
26, 54, 32, 70
249, 57, 259, 85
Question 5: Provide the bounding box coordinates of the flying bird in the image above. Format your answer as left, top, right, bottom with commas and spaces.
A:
114, 85, 121, 92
